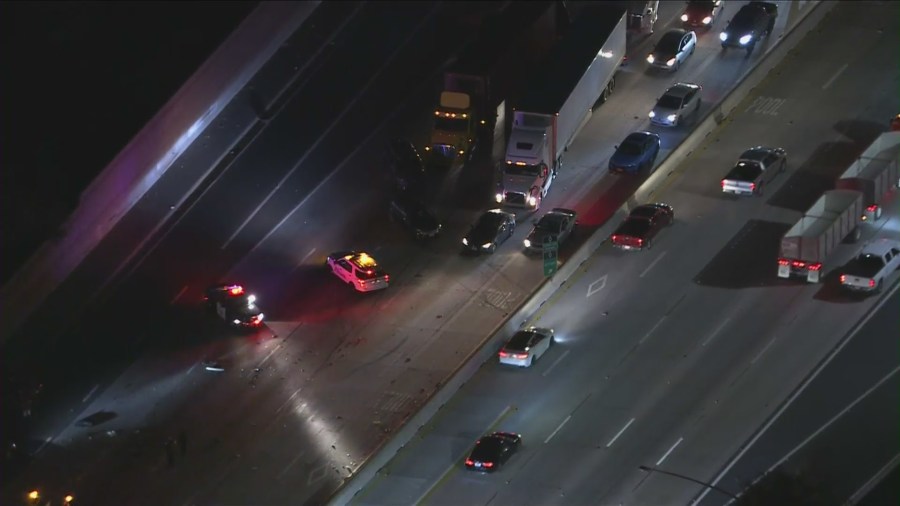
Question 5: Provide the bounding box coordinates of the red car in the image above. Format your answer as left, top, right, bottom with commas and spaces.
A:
611, 203, 674, 250
681, 0, 724, 29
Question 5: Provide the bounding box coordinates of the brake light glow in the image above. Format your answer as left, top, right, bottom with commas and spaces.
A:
465, 459, 474, 466
778, 258, 790, 266
720, 180, 726, 188
840, 274, 846, 283
483, 462, 494, 468
868, 279, 876, 288
228, 285, 244, 295
499, 351, 509, 358
513, 353, 528, 360
611, 234, 619, 243
637, 238, 643, 246
808, 263, 822, 271
749, 183, 756, 191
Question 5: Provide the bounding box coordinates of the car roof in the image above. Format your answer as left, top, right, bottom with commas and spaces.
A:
624, 131, 658, 143
861, 239, 900, 256
663, 83, 700, 99
656, 29, 688, 50
739, 146, 776, 161
631, 203, 668, 217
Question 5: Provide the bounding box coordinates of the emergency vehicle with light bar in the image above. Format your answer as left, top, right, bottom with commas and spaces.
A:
326, 251, 390, 292
204, 284, 264, 328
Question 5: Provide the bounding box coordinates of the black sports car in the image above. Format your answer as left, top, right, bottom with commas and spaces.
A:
465, 432, 522, 472
389, 193, 441, 239
462, 209, 516, 254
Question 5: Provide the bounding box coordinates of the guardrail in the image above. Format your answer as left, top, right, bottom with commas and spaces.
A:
328, 1, 839, 504
0, 2, 320, 346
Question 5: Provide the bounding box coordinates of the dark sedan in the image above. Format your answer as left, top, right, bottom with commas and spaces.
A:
389, 193, 441, 239
465, 432, 522, 472
462, 209, 516, 254
609, 131, 661, 174
610, 203, 674, 250
681, 0, 724, 29
386, 139, 426, 191
523, 208, 576, 253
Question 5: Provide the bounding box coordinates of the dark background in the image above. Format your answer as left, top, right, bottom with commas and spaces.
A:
0, 1, 258, 284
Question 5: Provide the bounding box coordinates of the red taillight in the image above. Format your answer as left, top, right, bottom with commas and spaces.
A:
840, 274, 846, 283
720, 180, 726, 188
749, 182, 756, 191
513, 353, 528, 360
228, 285, 244, 295
808, 263, 822, 271
483, 462, 494, 468
385, 275, 390, 282
499, 351, 509, 358
778, 258, 790, 266
869, 279, 876, 288
867, 204, 878, 211
611, 234, 619, 243
465, 459, 474, 466
637, 238, 643, 246
793, 260, 806, 268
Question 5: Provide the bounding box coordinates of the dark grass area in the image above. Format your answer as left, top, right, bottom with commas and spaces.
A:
0, 1, 258, 285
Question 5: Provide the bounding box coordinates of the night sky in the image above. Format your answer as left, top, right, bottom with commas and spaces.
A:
0, 1, 258, 284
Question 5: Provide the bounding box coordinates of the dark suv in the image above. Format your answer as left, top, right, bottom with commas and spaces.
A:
719, 2, 777, 55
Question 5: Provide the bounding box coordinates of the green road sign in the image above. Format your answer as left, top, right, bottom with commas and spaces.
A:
543, 236, 558, 277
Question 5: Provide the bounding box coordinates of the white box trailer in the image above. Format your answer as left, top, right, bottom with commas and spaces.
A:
777, 189, 864, 283
499, 5, 626, 209
834, 131, 900, 221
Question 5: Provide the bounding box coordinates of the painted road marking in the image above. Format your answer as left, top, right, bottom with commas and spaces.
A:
750, 334, 778, 364
745, 96, 786, 116
606, 417, 636, 448
258, 342, 283, 369
847, 452, 900, 504
640, 251, 667, 278
701, 318, 731, 347
656, 437, 683, 466
415, 405, 514, 505
821, 63, 848, 90
299, 248, 316, 267
82, 384, 99, 403
277, 451, 306, 481
639, 317, 666, 344
308, 461, 330, 486
587, 274, 608, 298
542, 349, 570, 377
169, 285, 188, 305
276, 388, 303, 415
696, 280, 900, 505
544, 415, 572, 444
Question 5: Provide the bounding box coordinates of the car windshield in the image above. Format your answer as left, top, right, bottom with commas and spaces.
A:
537, 215, 564, 231
506, 331, 535, 351
619, 218, 652, 236
657, 94, 683, 110
655, 32, 682, 53
617, 141, 644, 156
630, 206, 659, 219
434, 116, 468, 132
471, 438, 503, 460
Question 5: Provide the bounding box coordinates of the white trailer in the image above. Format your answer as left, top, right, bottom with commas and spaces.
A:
497, 5, 626, 209
777, 189, 864, 283
834, 131, 900, 221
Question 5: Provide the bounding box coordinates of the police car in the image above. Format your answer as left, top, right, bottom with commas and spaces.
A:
204, 284, 264, 328
326, 251, 390, 292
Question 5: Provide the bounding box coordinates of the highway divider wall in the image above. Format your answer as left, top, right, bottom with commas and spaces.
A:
328, 1, 838, 504
0, 2, 320, 346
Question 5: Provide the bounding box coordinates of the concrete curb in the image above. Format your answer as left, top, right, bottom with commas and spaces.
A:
328, 2, 839, 504
0, 2, 321, 346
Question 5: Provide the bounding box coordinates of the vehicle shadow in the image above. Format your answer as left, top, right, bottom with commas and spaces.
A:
694, 219, 792, 288
767, 140, 868, 212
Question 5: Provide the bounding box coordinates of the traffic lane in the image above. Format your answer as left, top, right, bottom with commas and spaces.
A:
695, 287, 900, 506
857, 464, 900, 506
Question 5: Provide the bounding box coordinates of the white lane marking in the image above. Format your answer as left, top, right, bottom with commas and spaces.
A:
414, 405, 512, 505
185, 363, 197, 376
587, 274, 608, 297
606, 417, 636, 448
655, 437, 683, 466
764, 365, 900, 482
298, 248, 316, 267
276, 388, 304, 415
750, 335, 778, 364
847, 452, 900, 505
821, 63, 848, 90
35, 436, 53, 454
542, 349, 570, 377
701, 318, 731, 347
640, 317, 666, 344
223, 195, 269, 249
169, 285, 188, 305
276, 451, 307, 481
639, 251, 667, 278
544, 415, 572, 444
82, 384, 99, 403
258, 342, 283, 369
694, 280, 900, 505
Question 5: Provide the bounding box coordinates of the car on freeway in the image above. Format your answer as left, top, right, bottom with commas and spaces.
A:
719, 1, 777, 55
326, 251, 390, 292
498, 327, 555, 367
609, 131, 661, 174
389, 193, 441, 239
681, 0, 724, 30
646, 28, 697, 72
839, 239, 900, 293
386, 139, 426, 191
720, 146, 787, 196
462, 209, 516, 254
465, 432, 522, 472
204, 284, 265, 328
649, 83, 701, 127
523, 208, 576, 253
610, 203, 674, 250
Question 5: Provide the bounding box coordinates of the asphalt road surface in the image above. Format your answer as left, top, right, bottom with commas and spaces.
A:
352, 2, 900, 505
7, 1, 893, 505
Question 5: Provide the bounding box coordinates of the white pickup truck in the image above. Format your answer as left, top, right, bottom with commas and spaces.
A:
839, 239, 900, 293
